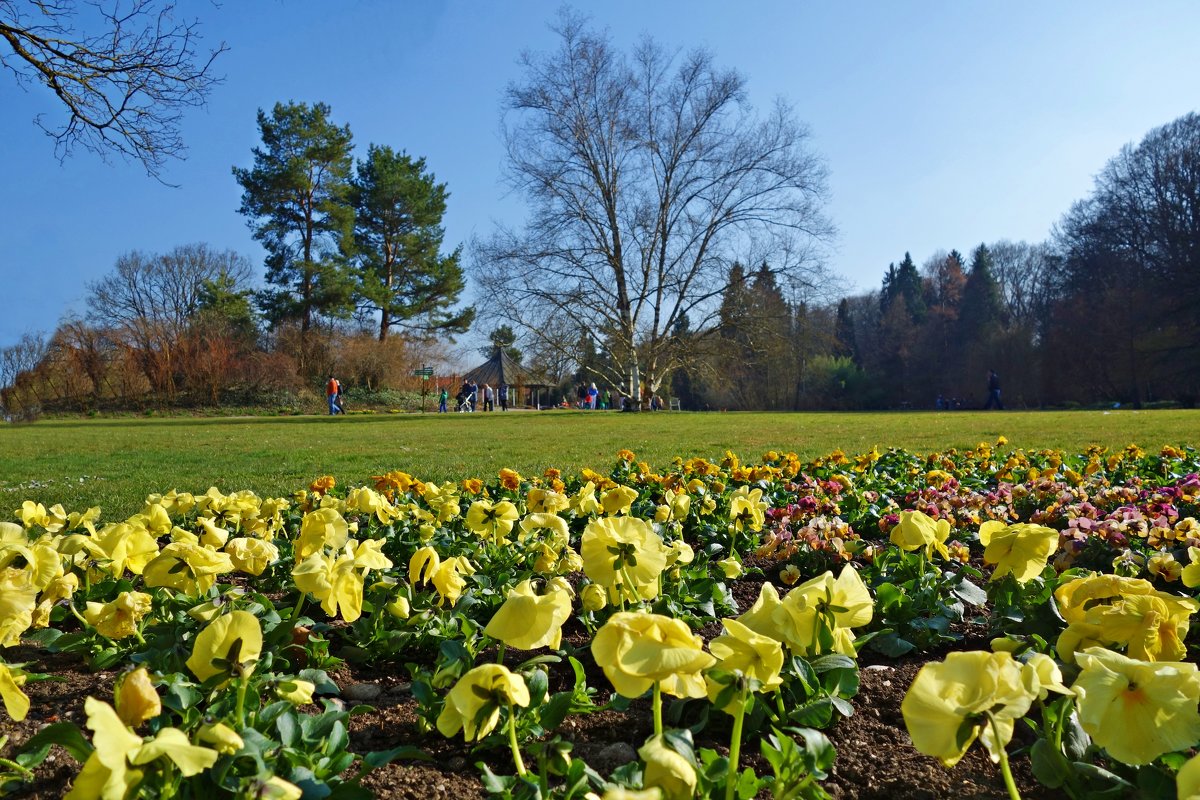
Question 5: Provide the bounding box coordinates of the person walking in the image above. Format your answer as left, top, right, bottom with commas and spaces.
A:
438, 386, 448, 413
468, 381, 478, 412
326, 375, 342, 415
483, 383, 494, 411
984, 370, 1004, 410
587, 382, 599, 410
499, 383, 508, 411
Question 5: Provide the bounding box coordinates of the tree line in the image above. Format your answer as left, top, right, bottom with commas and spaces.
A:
662, 112, 1200, 411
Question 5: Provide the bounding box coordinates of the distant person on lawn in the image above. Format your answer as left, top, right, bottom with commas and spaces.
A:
439, 386, 448, 413
984, 370, 1004, 410
326, 376, 344, 415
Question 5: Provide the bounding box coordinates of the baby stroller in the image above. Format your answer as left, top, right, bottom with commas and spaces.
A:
456, 391, 473, 413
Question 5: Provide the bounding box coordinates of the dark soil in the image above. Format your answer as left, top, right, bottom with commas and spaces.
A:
2, 593, 1056, 799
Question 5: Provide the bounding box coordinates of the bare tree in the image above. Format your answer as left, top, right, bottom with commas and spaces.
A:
88, 243, 252, 396
474, 12, 832, 403
0, 331, 48, 389
0, 0, 226, 179
987, 240, 1055, 329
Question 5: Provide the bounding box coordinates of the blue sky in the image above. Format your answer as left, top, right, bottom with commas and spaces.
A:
3, 1, 1198, 356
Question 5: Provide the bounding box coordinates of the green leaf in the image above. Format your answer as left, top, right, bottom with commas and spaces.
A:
326, 720, 349, 755
809, 655, 856, 672
951, 578, 988, 606
276, 712, 299, 747
735, 766, 761, 799
17, 722, 92, 763
539, 691, 574, 731
361, 746, 430, 771
870, 633, 915, 657
1029, 739, 1070, 788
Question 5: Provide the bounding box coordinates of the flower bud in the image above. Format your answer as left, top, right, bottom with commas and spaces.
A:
115, 667, 161, 727
581, 583, 607, 612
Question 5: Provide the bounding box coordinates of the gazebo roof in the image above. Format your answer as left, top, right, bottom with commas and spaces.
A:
461, 349, 549, 388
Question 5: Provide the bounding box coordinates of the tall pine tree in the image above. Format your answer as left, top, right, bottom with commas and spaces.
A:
352, 145, 473, 340
234, 102, 356, 355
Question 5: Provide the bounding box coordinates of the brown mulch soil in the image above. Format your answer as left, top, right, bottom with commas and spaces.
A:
2, 576, 1056, 799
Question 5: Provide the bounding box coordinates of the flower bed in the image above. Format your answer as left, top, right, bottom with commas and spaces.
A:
2, 441, 1200, 799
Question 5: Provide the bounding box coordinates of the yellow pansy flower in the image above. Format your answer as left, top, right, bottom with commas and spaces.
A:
276, 679, 315, 706
130, 727, 220, 775
1182, 546, 1200, 588
716, 558, 742, 580
345, 486, 401, 524
1178, 752, 1200, 800
890, 510, 950, 561
253, 777, 304, 800
224, 537, 280, 575
114, 668, 161, 727
84, 592, 153, 639
638, 734, 697, 800
1020, 653, 1072, 701
429, 556, 473, 607
978, 521, 1058, 583
581, 516, 668, 603
1073, 647, 1200, 766
196, 517, 230, 549
295, 507, 349, 559
736, 582, 785, 641
571, 482, 602, 516
95, 522, 160, 577
293, 550, 362, 622
705, 618, 783, 713
601, 485, 639, 516
773, 566, 873, 656
387, 594, 410, 619
484, 579, 573, 651
580, 583, 607, 612
197, 722, 244, 755
65, 697, 147, 800
436, 664, 530, 741
526, 487, 571, 515
0, 573, 37, 646
592, 612, 715, 700
0, 660, 30, 721
729, 487, 766, 532
465, 499, 520, 544
142, 542, 233, 595
186, 610, 263, 683
900, 650, 1036, 767
409, 546, 440, 585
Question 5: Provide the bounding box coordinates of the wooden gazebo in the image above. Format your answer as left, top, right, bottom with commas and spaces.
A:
460, 350, 551, 409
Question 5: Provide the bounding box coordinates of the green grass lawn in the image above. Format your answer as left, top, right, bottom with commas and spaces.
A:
2, 409, 1197, 518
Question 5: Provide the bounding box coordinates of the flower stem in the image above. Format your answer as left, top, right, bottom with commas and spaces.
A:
496, 642, 506, 665
289, 591, 306, 624
235, 676, 249, 729
987, 713, 1022, 800
725, 683, 749, 800
653, 683, 663, 737
0, 756, 34, 779
507, 702, 527, 777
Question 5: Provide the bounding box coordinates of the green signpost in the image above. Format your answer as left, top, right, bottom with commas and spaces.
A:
411, 365, 434, 411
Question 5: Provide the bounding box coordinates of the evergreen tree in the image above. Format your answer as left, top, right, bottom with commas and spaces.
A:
880, 253, 926, 322
959, 244, 1005, 336
957, 244, 1007, 400
481, 325, 523, 363
233, 102, 356, 350
834, 298, 857, 361
352, 145, 474, 340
